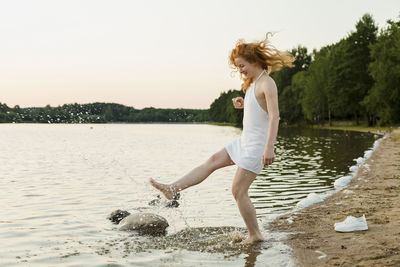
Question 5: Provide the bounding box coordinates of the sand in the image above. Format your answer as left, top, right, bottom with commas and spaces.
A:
273, 128, 400, 267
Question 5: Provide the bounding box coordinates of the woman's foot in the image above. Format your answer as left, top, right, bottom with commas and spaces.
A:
241, 235, 264, 245
149, 178, 177, 200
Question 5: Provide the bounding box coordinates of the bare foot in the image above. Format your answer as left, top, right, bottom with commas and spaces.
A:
149, 178, 176, 200
241, 235, 264, 245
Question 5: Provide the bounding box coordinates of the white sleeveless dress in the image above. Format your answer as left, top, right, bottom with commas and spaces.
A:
225, 71, 270, 174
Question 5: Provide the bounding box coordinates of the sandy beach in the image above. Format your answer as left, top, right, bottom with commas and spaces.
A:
273, 128, 400, 266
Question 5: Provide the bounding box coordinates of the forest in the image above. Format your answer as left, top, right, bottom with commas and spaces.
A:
1, 14, 399, 126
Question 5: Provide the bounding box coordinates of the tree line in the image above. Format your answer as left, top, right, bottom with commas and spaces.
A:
210, 13, 400, 126
0, 102, 210, 123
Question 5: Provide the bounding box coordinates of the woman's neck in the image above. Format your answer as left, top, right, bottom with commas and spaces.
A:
253, 69, 266, 82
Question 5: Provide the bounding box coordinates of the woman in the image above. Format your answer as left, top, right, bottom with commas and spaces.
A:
150, 33, 294, 244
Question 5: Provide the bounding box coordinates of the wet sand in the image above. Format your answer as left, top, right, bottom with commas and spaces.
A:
273, 128, 400, 266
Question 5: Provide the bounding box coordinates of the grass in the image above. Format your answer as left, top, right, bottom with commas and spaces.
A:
310, 123, 395, 135
205, 120, 399, 134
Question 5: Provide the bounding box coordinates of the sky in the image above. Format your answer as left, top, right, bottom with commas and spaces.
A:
1, 0, 399, 109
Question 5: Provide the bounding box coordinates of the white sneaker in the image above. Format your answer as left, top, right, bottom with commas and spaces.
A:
334, 214, 368, 232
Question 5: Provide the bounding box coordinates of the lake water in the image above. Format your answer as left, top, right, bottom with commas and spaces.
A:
0, 124, 376, 266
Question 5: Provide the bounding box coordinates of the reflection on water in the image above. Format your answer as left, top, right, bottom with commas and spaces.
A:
0, 124, 375, 266
252, 127, 375, 214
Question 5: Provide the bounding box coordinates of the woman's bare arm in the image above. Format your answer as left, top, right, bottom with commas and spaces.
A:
262, 78, 280, 165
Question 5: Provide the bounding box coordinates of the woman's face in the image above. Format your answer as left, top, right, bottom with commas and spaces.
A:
234, 57, 259, 79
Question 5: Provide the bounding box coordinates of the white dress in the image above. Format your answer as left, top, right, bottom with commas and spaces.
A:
225, 71, 270, 174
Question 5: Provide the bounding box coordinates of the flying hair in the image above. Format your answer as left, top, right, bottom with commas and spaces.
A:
229, 32, 295, 92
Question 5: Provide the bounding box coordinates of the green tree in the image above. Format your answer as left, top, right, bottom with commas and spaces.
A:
271, 45, 311, 96
300, 48, 330, 123
330, 14, 378, 123
272, 45, 311, 124
279, 71, 308, 124
364, 17, 400, 125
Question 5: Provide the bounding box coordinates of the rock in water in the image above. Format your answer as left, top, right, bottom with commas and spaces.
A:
107, 209, 131, 224
119, 213, 169, 236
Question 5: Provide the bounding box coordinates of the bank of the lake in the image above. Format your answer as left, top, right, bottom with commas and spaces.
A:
310, 123, 394, 135
273, 128, 400, 266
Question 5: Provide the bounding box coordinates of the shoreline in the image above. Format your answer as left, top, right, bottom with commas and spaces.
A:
272, 128, 400, 266
309, 124, 393, 136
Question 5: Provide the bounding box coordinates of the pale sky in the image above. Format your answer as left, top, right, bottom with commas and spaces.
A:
1, 0, 399, 109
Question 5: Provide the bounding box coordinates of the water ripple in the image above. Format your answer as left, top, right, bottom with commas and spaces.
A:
0, 124, 374, 266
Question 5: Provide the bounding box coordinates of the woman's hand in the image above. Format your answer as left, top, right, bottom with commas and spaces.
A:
262, 145, 275, 166
232, 97, 244, 109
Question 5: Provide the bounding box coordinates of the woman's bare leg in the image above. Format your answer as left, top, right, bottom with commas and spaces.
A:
231, 167, 264, 243
149, 148, 234, 200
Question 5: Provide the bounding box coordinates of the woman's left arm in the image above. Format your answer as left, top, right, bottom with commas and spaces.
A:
262, 79, 280, 166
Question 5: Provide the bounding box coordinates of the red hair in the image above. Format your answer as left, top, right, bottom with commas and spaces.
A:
229, 32, 295, 92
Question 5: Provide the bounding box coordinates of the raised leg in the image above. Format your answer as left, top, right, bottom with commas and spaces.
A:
149, 148, 234, 200
231, 167, 264, 244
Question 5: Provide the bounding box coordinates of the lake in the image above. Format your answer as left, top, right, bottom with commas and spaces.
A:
0, 124, 376, 266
